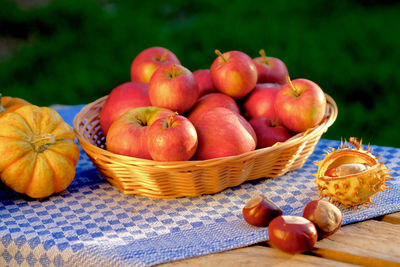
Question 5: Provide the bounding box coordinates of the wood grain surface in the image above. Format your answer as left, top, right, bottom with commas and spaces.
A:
159, 212, 400, 266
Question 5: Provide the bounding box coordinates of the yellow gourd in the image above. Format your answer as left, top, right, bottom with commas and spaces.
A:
0, 93, 31, 118
0, 105, 79, 198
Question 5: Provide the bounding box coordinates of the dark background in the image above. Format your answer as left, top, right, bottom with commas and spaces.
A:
1, 0, 399, 147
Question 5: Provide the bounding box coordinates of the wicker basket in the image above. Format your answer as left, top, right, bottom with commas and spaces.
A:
73, 94, 337, 198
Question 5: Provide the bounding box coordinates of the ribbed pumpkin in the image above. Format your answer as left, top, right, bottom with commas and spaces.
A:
0, 105, 80, 198
0, 93, 31, 118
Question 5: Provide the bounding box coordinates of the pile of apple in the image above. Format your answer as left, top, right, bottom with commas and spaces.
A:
99, 46, 327, 161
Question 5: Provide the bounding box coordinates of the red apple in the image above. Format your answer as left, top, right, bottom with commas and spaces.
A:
193, 107, 257, 160
268, 215, 318, 254
242, 195, 282, 227
147, 114, 198, 161
253, 49, 288, 84
210, 50, 257, 99
243, 83, 280, 120
274, 77, 327, 133
149, 64, 199, 113
193, 69, 217, 97
99, 81, 151, 136
106, 106, 174, 159
249, 117, 291, 148
187, 93, 240, 125
130, 47, 181, 83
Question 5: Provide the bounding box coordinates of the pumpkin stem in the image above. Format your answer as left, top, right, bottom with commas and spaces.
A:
32, 133, 56, 152
0, 93, 5, 114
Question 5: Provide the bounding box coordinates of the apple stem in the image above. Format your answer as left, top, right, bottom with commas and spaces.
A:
0, 93, 5, 114
171, 64, 176, 79
160, 49, 169, 62
215, 49, 227, 63
286, 76, 300, 97
259, 49, 268, 64
271, 118, 280, 127
166, 112, 179, 128
137, 118, 146, 126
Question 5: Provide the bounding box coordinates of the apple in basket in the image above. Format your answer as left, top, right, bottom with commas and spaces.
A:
193, 69, 217, 97
147, 113, 198, 161
193, 107, 257, 160
253, 49, 288, 85
106, 106, 174, 159
130, 46, 181, 83
187, 93, 240, 125
210, 50, 258, 99
149, 64, 199, 113
242, 83, 281, 120
274, 77, 327, 133
99, 81, 151, 136
249, 117, 291, 148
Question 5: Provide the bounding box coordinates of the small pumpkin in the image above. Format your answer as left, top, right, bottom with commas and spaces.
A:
0, 93, 31, 118
0, 105, 80, 198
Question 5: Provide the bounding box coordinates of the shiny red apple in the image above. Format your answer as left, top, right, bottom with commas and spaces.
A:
130, 47, 180, 83
193, 107, 257, 160
210, 50, 257, 99
99, 81, 151, 136
187, 93, 240, 125
274, 77, 327, 133
147, 114, 198, 161
249, 117, 291, 148
253, 49, 288, 84
268, 215, 318, 254
242, 195, 282, 227
149, 64, 199, 113
193, 69, 217, 97
106, 106, 174, 159
243, 83, 281, 120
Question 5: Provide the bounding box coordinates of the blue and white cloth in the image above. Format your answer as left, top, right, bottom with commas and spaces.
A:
1, 105, 399, 266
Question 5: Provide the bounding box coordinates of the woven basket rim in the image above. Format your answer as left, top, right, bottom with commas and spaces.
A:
73, 94, 337, 168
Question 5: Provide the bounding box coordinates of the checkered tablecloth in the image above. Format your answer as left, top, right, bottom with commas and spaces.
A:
1, 105, 399, 266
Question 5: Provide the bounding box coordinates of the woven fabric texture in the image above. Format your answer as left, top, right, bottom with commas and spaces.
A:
0, 105, 399, 266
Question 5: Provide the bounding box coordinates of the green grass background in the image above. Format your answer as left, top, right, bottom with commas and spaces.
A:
1, 0, 399, 147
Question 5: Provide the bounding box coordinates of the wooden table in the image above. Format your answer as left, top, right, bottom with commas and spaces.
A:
160, 212, 400, 266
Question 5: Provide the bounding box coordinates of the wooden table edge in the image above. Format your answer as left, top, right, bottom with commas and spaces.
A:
159, 211, 400, 266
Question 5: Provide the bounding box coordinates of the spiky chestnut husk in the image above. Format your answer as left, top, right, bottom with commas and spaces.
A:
314, 137, 392, 209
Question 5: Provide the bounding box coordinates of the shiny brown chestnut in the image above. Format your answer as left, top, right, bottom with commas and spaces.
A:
302, 200, 342, 240
242, 195, 283, 227
268, 215, 317, 254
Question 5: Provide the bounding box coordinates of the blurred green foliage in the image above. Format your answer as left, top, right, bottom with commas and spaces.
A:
1, 0, 399, 147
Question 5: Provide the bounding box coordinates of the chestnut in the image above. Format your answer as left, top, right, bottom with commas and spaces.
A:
242, 195, 282, 227
268, 215, 317, 254
302, 199, 342, 240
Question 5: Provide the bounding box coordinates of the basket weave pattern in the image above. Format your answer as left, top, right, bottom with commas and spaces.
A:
73, 95, 337, 198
